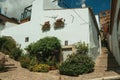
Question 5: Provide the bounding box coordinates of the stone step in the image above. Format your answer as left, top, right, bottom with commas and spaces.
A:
94, 47, 120, 71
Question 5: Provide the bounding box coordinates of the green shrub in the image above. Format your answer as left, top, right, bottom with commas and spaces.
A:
20, 54, 31, 68
55, 62, 60, 69
24, 37, 61, 71
0, 65, 6, 72
25, 36, 61, 62
46, 56, 56, 66
10, 48, 22, 61
0, 36, 16, 55
31, 64, 50, 72
74, 41, 88, 54
25, 43, 36, 56
59, 54, 94, 76
28, 57, 38, 71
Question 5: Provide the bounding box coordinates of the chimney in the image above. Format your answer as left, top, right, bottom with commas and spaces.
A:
82, 3, 86, 8
81, 0, 86, 8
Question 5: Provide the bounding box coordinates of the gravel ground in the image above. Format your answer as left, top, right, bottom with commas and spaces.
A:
0, 47, 120, 80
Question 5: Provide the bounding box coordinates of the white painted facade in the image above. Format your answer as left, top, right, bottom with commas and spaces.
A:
109, 0, 120, 65
5, 22, 18, 29
1, 0, 100, 60
0, 23, 4, 37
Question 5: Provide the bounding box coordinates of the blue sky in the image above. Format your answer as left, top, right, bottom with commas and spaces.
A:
0, 0, 111, 19
58, 0, 111, 15
85, 0, 111, 14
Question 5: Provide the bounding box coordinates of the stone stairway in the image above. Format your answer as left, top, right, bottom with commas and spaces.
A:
95, 47, 120, 72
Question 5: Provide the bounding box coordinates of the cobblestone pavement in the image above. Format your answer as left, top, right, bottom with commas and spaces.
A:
0, 47, 120, 80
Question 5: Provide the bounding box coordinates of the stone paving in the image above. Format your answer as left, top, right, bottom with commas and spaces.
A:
0, 47, 120, 80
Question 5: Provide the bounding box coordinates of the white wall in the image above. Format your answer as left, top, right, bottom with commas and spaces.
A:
5, 22, 18, 28
0, 24, 4, 30
1, 0, 90, 50
0, 0, 34, 19
0, 23, 4, 37
111, 0, 120, 65
88, 10, 100, 60
95, 15, 101, 30
43, 0, 61, 10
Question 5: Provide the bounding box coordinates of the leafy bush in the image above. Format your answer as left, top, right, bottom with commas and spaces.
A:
59, 54, 94, 76
28, 57, 38, 71
0, 65, 6, 72
74, 41, 88, 54
0, 36, 16, 55
24, 37, 61, 71
19, 54, 31, 68
45, 56, 56, 66
25, 43, 36, 56
10, 48, 22, 61
31, 64, 50, 72
25, 36, 61, 62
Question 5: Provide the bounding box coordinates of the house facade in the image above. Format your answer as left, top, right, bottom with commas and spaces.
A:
1, 0, 101, 60
99, 10, 110, 39
0, 13, 19, 36
109, 0, 120, 65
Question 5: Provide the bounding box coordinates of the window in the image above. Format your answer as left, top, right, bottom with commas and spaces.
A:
25, 37, 29, 42
102, 12, 106, 17
65, 40, 68, 46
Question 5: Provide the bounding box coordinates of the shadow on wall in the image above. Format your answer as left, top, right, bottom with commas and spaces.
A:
106, 49, 120, 74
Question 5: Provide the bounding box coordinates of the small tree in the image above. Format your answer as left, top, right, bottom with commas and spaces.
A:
25, 36, 61, 63
74, 41, 88, 55
59, 54, 94, 76
0, 36, 16, 55
10, 48, 22, 61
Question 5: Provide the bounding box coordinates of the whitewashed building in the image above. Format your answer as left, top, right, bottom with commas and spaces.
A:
109, 0, 120, 65
0, 13, 18, 36
1, 0, 101, 60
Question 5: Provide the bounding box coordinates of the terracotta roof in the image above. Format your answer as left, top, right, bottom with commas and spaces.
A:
0, 13, 19, 24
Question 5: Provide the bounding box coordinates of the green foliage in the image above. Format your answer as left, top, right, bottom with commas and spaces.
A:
31, 64, 50, 72
29, 57, 38, 66
19, 54, 31, 68
23, 37, 61, 71
0, 65, 7, 72
0, 36, 16, 55
19, 54, 39, 71
10, 48, 22, 61
59, 54, 94, 76
25, 36, 61, 62
74, 41, 88, 54
25, 43, 36, 56
46, 56, 56, 66
28, 57, 38, 71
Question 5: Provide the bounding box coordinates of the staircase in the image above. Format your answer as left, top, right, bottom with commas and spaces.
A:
95, 47, 120, 72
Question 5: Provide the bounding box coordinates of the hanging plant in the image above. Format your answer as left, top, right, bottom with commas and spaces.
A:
42, 21, 50, 32
54, 18, 65, 29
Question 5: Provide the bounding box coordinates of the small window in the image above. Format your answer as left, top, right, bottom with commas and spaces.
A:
102, 12, 106, 17
25, 37, 29, 42
65, 40, 68, 46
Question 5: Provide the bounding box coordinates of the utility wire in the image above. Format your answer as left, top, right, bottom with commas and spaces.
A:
61, 0, 88, 24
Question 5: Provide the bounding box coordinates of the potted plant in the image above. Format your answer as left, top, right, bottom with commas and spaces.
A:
54, 18, 64, 29
42, 21, 50, 31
